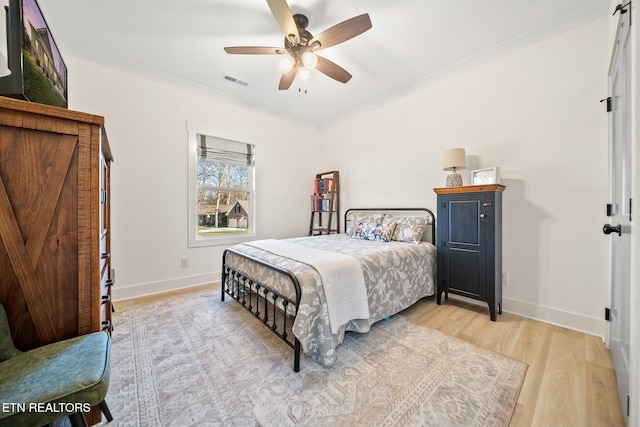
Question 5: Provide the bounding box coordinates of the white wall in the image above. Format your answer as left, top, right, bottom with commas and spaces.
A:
321, 17, 610, 335
67, 16, 611, 337
66, 57, 320, 299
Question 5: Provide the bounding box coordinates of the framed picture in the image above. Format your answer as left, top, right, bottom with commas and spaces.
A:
472, 167, 500, 185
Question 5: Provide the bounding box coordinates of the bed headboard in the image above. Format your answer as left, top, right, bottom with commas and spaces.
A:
344, 208, 436, 245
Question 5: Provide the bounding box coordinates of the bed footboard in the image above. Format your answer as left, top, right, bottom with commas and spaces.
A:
221, 248, 302, 372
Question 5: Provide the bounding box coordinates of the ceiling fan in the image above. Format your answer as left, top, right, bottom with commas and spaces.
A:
224, 0, 372, 90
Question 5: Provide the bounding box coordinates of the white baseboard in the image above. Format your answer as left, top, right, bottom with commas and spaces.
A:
112, 273, 606, 340
439, 294, 605, 339
112, 272, 219, 301
502, 296, 606, 339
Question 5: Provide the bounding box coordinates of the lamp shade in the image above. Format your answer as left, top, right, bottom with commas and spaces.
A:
443, 148, 467, 171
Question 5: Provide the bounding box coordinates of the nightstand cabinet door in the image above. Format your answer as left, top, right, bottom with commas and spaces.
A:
434, 185, 505, 321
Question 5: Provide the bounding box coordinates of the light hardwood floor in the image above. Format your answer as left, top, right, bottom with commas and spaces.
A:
401, 295, 625, 426
116, 283, 625, 427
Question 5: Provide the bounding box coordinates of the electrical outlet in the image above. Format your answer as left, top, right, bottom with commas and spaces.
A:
181, 257, 189, 268
502, 272, 508, 286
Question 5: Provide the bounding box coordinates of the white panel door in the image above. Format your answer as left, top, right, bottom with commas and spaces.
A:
606, 7, 632, 424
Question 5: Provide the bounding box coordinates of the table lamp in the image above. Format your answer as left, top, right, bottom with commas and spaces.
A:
443, 148, 466, 187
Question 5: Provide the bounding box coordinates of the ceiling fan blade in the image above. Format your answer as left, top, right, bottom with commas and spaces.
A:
278, 67, 298, 90
266, 0, 300, 44
315, 56, 352, 84
309, 14, 372, 51
224, 46, 287, 55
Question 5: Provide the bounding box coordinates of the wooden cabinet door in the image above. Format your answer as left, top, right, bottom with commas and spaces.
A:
439, 193, 487, 301
0, 125, 80, 349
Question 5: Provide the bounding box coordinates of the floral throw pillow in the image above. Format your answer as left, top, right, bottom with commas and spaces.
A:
391, 216, 429, 243
351, 219, 396, 242
346, 213, 385, 236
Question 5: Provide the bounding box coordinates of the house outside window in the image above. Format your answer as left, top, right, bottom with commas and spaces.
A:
188, 129, 255, 247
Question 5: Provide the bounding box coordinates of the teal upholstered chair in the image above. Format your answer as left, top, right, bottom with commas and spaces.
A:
0, 304, 113, 427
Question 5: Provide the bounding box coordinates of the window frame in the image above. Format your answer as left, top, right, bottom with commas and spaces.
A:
187, 122, 256, 248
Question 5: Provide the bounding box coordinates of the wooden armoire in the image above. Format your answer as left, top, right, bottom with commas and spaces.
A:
0, 96, 114, 354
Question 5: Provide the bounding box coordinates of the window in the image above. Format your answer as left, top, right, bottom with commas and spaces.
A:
188, 128, 255, 247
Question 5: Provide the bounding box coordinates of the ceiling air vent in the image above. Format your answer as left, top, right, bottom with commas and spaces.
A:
222, 74, 249, 87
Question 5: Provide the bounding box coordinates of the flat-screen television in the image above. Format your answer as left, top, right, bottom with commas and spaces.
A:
1, 0, 67, 108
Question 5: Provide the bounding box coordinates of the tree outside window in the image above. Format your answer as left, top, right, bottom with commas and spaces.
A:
195, 134, 254, 238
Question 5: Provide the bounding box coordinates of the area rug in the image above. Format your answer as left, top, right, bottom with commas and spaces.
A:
105, 288, 526, 426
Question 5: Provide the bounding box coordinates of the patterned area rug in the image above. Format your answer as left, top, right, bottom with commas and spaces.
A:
105, 288, 526, 426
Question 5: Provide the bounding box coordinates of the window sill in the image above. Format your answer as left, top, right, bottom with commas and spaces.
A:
188, 233, 256, 248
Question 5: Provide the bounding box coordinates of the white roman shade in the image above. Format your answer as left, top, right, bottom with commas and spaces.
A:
197, 134, 255, 166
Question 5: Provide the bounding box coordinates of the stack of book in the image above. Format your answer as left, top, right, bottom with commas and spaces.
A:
314, 178, 333, 194
310, 195, 332, 212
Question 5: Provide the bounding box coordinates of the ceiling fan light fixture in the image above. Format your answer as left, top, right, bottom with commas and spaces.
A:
301, 51, 318, 69
279, 54, 295, 72
299, 68, 312, 81
224, 1, 373, 90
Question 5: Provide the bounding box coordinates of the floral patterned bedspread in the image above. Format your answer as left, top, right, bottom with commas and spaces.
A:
224, 234, 436, 367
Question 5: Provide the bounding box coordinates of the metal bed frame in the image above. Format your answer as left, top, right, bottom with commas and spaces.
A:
221, 208, 435, 372
221, 249, 302, 371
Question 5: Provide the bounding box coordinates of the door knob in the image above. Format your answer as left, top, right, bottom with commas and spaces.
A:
603, 223, 622, 236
